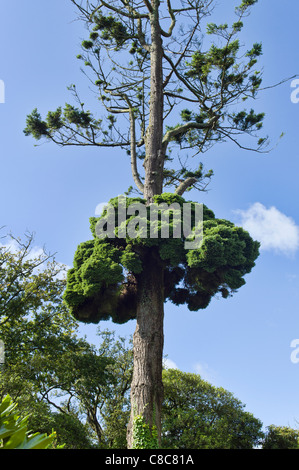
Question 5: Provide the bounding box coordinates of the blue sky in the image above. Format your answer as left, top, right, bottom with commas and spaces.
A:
1, 0, 299, 433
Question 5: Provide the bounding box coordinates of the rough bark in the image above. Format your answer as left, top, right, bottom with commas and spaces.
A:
127, 248, 164, 448
127, 0, 166, 448
143, 1, 165, 202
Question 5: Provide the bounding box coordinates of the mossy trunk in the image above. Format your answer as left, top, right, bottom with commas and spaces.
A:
127, 248, 164, 448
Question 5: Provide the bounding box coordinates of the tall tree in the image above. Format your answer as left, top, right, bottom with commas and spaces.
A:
25, 0, 265, 447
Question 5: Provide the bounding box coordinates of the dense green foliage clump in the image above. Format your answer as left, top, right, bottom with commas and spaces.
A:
64, 193, 259, 324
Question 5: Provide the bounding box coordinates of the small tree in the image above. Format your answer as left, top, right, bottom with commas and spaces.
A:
24, 0, 267, 447
162, 369, 264, 449
262, 425, 299, 449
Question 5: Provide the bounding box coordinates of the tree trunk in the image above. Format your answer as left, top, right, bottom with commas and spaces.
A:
143, 1, 165, 202
127, 248, 164, 448
126, 0, 166, 448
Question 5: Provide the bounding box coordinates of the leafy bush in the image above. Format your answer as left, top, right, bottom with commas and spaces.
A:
0, 395, 58, 449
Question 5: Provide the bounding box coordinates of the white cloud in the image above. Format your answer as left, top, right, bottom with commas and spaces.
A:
235, 202, 299, 256
193, 362, 218, 384
0, 237, 44, 260
0, 238, 20, 254
163, 358, 179, 370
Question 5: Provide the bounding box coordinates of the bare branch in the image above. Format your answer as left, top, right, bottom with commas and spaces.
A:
142, 0, 153, 13
162, 51, 205, 102
162, 21, 199, 89
218, 128, 271, 154
174, 177, 198, 196
160, 0, 176, 38
90, 0, 149, 19
259, 74, 299, 91
162, 116, 219, 148
126, 102, 145, 192
163, 91, 199, 103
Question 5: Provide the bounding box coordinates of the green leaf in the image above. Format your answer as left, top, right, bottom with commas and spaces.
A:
0, 395, 56, 449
